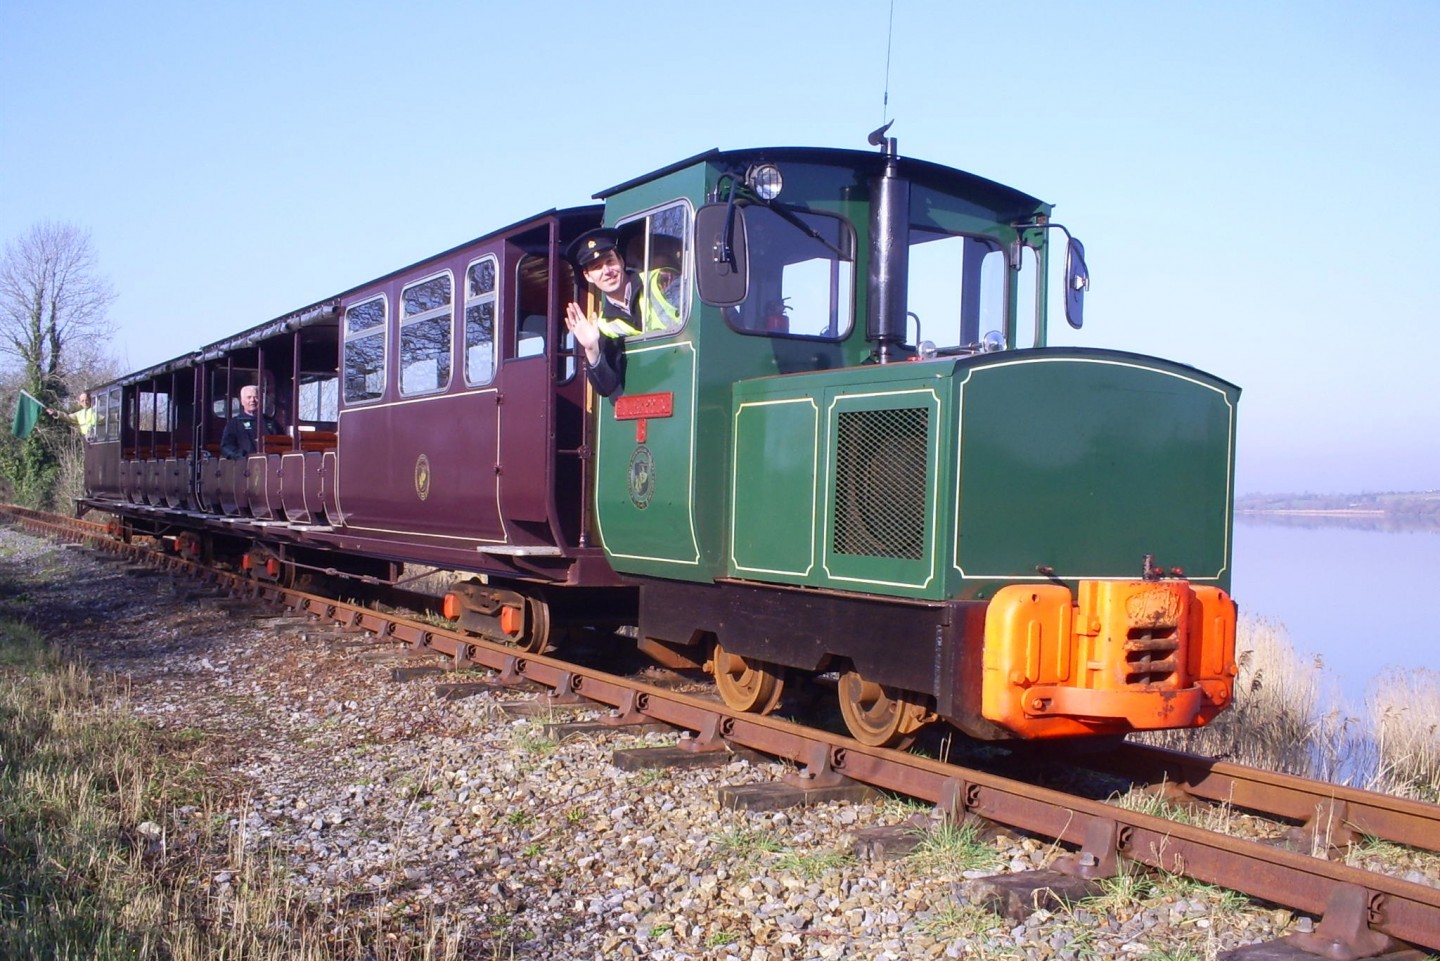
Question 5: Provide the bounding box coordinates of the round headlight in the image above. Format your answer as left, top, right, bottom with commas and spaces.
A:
746, 163, 783, 200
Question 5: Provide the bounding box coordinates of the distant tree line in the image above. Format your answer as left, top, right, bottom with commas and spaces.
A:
1236, 491, 1440, 518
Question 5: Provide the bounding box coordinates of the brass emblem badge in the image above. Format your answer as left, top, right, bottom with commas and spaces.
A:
415, 454, 431, 501
627, 445, 654, 509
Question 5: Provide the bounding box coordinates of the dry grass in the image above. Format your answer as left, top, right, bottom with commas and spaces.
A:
1367, 666, 1440, 802
0, 618, 471, 961
52, 436, 87, 511
1137, 614, 1439, 800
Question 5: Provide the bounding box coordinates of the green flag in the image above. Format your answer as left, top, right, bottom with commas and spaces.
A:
11, 390, 43, 439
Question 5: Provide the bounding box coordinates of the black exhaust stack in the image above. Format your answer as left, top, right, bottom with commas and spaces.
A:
866, 124, 909, 364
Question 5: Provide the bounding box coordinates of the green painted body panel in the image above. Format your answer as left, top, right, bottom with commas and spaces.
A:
953, 351, 1237, 592
593, 342, 701, 573
726, 349, 1237, 601
729, 395, 822, 577
729, 362, 955, 599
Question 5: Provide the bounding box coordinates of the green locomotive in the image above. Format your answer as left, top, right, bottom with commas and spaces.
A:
581, 133, 1238, 747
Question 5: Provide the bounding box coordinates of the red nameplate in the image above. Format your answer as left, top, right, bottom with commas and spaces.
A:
613, 392, 674, 421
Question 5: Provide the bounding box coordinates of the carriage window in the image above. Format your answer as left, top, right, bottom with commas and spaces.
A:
209, 370, 248, 418
99, 386, 121, 442
725, 206, 854, 339
511, 252, 579, 380
297, 374, 338, 424
400, 273, 453, 396
615, 201, 691, 336
135, 391, 171, 431
465, 255, 498, 385
344, 296, 387, 404
511, 253, 548, 361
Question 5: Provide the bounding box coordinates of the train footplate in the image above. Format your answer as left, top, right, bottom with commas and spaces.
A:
981, 580, 1237, 738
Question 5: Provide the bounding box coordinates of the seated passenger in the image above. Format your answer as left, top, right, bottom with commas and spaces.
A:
220, 385, 281, 458
563, 228, 678, 397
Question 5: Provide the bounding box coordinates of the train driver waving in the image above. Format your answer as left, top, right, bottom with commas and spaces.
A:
563, 227, 679, 397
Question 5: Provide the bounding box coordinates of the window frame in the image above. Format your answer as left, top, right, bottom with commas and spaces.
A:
342, 293, 389, 406
398, 270, 455, 398
905, 229, 1009, 353
722, 204, 857, 342
613, 199, 694, 340
464, 254, 500, 387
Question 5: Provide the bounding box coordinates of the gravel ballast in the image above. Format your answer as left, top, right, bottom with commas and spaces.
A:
0, 524, 1334, 959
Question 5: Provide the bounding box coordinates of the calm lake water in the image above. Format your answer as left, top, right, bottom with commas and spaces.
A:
1229, 513, 1440, 710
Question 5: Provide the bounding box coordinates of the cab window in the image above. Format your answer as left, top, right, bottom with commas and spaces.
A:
906, 232, 1006, 351
724, 206, 854, 340
615, 201, 691, 337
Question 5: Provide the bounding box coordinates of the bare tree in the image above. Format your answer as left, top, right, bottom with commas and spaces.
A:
0, 221, 116, 399
0, 222, 117, 508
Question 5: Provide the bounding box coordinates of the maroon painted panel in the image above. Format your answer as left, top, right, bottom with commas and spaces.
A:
336, 391, 505, 542
280, 452, 312, 524
246, 455, 272, 519
144, 461, 165, 506
219, 459, 247, 515
84, 442, 121, 496
199, 457, 223, 513
164, 458, 189, 509
320, 451, 343, 525
498, 355, 552, 523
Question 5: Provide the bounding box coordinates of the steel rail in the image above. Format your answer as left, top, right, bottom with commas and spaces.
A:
1094, 741, 1440, 854
5, 505, 1439, 952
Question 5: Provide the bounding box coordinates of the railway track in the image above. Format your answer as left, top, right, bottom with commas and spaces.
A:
5, 503, 1438, 957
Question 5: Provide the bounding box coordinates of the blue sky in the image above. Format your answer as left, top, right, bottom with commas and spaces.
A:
3, 1, 1436, 494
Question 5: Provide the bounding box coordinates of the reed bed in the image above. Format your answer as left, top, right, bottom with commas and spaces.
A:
1137, 614, 1439, 799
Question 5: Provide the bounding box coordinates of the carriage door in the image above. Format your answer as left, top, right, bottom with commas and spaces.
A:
495, 244, 555, 526
459, 253, 506, 541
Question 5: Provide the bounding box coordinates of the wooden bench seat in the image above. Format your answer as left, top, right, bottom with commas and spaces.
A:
261, 431, 338, 454
299, 430, 337, 452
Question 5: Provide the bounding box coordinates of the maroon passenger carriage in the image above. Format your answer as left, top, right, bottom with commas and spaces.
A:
80, 205, 632, 651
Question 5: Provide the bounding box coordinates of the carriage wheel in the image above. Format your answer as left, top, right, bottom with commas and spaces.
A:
836, 670, 932, 749
710, 642, 785, 715
517, 597, 553, 654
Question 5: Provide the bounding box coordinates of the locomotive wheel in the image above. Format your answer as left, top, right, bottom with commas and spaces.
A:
836, 671, 932, 749
710, 642, 785, 715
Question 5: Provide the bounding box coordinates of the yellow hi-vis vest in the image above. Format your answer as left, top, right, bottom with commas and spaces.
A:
597, 268, 680, 339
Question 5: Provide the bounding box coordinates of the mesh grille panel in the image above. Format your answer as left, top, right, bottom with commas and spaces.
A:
832, 407, 929, 560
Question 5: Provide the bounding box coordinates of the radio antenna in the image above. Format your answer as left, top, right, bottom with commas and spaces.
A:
881, 0, 896, 125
